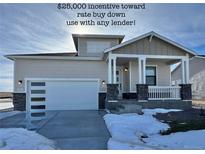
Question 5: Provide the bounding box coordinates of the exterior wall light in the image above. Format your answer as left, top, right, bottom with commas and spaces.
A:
18, 80, 22, 85
102, 80, 106, 85
124, 67, 128, 72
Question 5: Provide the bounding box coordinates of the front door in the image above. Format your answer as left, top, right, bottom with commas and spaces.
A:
116, 67, 123, 98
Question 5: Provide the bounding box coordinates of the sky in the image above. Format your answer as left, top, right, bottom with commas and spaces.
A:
0, 3, 205, 92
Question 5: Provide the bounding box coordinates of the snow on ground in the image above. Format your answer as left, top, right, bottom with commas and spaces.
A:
143, 108, 181, 115
0, 98, 13, 110
104, 108, 205, 150
0, 128, 55, 150
145, 130, 205, 150
104, 112, 169, 144
108, 139, 154, 150
0, 111, 21, 120
0, 102, 13, 110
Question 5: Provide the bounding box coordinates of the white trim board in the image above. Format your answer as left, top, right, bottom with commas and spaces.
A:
110, 53, 188, 60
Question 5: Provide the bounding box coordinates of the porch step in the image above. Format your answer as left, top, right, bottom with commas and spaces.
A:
106, 99, 142, 114
118, 99, 138, 104
111, 103, 142, 114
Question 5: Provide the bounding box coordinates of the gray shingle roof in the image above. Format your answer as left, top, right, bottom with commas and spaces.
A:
5, 52, 77, 57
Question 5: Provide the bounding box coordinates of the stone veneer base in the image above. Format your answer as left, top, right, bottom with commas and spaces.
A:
13, 93, 26, 111
179, 84, 192, 100
106, 84, 119, 101
136, 84, 148, 101
137, 100, 192, 110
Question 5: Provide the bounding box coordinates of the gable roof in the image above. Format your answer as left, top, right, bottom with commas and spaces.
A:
72, 34, 125, 51
104, 31, 197, 56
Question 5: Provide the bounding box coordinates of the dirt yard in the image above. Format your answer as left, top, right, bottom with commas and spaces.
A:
154, 108, 205, 135
192, 99, 205, 108
0, 92, 12, 99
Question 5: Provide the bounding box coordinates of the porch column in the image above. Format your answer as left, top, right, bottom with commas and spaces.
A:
179, 55, 192, 101
108, 56, 112, 83
113, 57, 117, 84
185, 58, 190, 83
137, 56, 148, 102
138, 57, 146, 84
138, 58, 142, 84
142, 57, 146, 84
181, 58, 185, 84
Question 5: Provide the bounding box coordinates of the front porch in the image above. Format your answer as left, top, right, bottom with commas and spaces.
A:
105, 53, 192, 110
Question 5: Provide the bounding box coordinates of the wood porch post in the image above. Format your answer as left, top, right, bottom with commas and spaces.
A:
181, 58, 185, 84
113, 57, 117, 84
138, 58, 142, 84
138, 57, 146, 84
108, 56, 112, 84
185, 58, 190, 84
142, 57, 146, 84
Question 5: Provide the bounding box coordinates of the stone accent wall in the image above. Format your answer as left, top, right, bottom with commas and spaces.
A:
179, 84, 192, 100
99, 93, 106, 109
106, 84, 119, 101
13, 93, 26, 111
136, 84, 148, 101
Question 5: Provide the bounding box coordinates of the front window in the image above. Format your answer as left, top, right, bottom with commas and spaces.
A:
146, 66, 156, 86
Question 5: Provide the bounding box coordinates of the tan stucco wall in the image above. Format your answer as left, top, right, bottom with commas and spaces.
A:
78, 37, 119, 56
129, 59, 171, 92
14, 59, 108, 92
14, 58, 171, 93
112, 36, 187, 56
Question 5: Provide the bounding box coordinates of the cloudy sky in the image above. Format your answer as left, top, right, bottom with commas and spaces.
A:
0, 3, 205, 92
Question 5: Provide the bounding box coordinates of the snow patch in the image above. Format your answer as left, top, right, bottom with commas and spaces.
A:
0, 128, 55, 150
104, 108, 205, 150
143, 108, 182, 115
104, 112, 169, 145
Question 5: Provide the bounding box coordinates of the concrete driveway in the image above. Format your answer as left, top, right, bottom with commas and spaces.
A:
0, 110, 110, 149
37, 110, 110, 150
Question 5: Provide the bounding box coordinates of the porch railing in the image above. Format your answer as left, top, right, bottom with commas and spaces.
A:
148, 86, 181, 100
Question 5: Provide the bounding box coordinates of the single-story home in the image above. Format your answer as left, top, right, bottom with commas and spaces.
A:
5, 31, 197, 120
172, 55, 205, 99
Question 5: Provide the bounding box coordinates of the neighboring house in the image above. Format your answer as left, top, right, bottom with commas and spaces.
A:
5, 31, 197, 118
172, 55, 205, 99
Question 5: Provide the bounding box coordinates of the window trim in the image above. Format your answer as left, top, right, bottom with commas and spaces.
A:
146, 65, 158, 86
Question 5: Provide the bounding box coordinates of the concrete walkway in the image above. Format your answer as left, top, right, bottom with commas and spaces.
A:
37, 110, 110, 150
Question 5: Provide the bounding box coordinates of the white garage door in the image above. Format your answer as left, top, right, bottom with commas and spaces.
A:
27, 79, 99, 113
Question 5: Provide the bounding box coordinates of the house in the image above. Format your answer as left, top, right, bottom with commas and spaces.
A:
172, 55, 205, 99
5, 31, 197, 117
